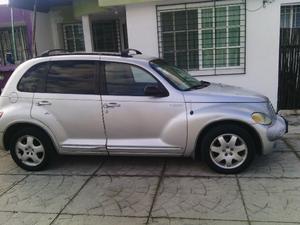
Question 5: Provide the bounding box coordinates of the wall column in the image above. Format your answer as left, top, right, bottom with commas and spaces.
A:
82, 15, 93, 52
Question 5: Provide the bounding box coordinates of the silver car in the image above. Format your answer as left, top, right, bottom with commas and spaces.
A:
0, 50, 287, 173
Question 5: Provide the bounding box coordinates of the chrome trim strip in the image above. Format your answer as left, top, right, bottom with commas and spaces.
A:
107, 146, 183, 151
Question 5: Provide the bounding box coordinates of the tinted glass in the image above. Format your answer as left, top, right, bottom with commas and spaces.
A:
46, 61, 97, 94
104, 62, 158, 96
18, 62, 48, 92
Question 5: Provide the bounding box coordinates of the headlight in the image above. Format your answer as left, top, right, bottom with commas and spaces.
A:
251, 112, 272, 125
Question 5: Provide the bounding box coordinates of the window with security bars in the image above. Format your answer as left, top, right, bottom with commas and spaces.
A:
281, 5, 300, 28
63, 23, 85, 52
92, 20, 121, 52
0, 26, 31, 65
157, 0, 246, 76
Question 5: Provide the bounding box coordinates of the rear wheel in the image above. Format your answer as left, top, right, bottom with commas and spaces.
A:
10, 128, 54, 171
201, 124, 255, 174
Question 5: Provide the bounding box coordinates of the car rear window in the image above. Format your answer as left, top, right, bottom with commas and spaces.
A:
17, 62, 48, 93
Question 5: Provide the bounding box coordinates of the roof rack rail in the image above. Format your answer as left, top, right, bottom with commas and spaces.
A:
40, 49, 69, 57
38, 49, 143, 58
121, 49, 142, 57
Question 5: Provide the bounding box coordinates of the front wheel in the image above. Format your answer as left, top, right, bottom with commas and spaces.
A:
201, 124, 255, 174
9, 128, 53, 171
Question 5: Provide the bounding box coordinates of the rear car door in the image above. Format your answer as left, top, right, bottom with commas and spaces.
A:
100, 60, 187, 156
30, 58, 107, 154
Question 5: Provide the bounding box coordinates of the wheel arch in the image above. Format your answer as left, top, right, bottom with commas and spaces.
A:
194, 120, 262, 159
3, 122, 58, 153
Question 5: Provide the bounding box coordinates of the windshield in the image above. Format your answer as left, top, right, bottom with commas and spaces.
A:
150, 59, 209, 91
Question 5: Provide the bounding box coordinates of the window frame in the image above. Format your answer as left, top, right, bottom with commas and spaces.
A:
156, 0, 246, 76
100, 61, 169, 97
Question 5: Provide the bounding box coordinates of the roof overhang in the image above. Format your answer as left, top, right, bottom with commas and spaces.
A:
9, 0, 72, 12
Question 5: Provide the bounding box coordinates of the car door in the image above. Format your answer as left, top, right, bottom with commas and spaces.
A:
100, 60, 187, 156
31, 58, 107, 155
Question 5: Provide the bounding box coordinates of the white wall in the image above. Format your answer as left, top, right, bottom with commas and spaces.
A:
126, 3, 159, 56
126, 0, 300, 109
35, 12, 54, 55
82, 15, 93, 52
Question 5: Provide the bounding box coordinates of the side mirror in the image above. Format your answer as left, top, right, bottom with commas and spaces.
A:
144, 85, 168, 97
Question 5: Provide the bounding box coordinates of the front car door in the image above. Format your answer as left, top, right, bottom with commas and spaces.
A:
31, 57, 107, 154
100, 60, 187, 156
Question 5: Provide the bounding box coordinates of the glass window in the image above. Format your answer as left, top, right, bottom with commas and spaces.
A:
46, 61, 97, 95
158, 2, 245, 75
18, 62, 48, 92
281, 5, 300, 28
104, 62, 158, 96
92, 20, 120, 52
160, 9, 199, 70
63, 24, 85, 52
201, 5, 242, 69
150, 59, 209, 91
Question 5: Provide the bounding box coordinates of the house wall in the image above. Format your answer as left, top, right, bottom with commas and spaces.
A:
126, 0, 300, 109
35, 12, 54, 55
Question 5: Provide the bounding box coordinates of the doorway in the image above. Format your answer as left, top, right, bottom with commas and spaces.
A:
278, 5, 300, 109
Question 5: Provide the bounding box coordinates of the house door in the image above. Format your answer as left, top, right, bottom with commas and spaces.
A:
92, 20, 121, 52
278, 5, 300, 109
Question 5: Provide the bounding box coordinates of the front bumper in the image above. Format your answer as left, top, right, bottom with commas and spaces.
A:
267, 115, 288, 141
256, 115, 287, 155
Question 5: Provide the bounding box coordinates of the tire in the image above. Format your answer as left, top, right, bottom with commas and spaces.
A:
201, 124, 255, 174
9, 127, 54, 171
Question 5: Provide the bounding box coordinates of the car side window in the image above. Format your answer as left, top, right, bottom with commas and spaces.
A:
104, 62, 158, 96
46, 60, 97, 95
18, 62, 48, 92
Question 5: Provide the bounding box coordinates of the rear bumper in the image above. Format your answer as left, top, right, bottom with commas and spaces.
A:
257, 115, 287, 155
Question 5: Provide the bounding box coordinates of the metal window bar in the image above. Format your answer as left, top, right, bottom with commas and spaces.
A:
156, 0, 246, 76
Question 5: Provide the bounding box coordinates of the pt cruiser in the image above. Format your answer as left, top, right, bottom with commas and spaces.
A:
0, 49, 287, 173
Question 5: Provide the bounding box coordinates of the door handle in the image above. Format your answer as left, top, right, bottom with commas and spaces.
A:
37, 101, 52, 106
103, 103, 121, 108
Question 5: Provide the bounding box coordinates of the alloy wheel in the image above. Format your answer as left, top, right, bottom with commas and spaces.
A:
15, 135, 45, 167
209, 133, 248, 169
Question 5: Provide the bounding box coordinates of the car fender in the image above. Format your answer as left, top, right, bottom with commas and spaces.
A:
2, 118, 60, 152
184, 102, 267, 157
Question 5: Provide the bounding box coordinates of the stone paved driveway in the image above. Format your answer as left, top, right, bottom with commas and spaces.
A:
0, 121, 299, 225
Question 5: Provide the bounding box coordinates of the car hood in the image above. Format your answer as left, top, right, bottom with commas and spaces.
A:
183, 82, 268, 103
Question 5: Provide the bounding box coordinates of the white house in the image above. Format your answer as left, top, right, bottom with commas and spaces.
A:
10, 0, 300, 110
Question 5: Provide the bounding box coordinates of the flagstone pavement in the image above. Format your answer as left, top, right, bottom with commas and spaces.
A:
0, 116, 299, 225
